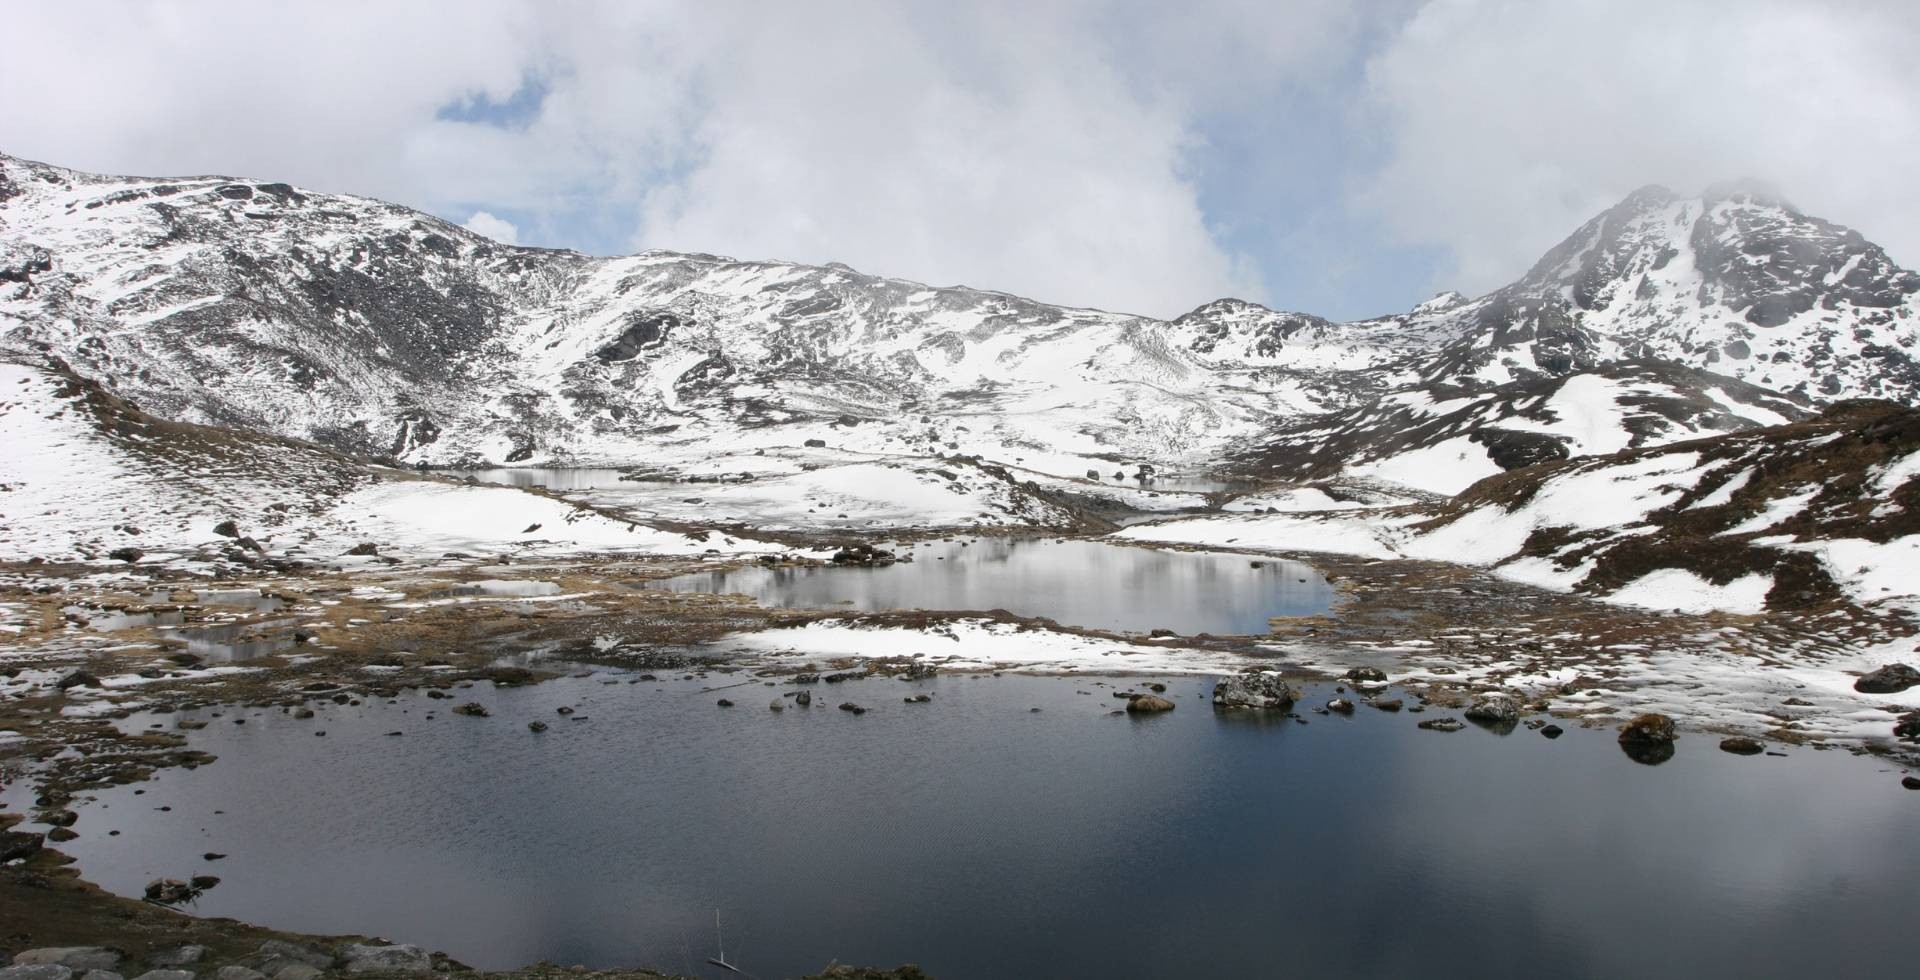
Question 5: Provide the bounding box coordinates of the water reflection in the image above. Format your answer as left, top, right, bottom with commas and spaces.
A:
16, 674, 1917, 979
656, 538, 1331, 634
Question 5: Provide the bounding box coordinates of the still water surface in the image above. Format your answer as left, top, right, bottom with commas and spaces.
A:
20, 673, 1919, 979
656, 537, 1331, 634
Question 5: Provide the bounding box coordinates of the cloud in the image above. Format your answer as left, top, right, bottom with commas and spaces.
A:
1356, 0, 1920, 294
461, 211, 520, 245
0, 1, 1371, 318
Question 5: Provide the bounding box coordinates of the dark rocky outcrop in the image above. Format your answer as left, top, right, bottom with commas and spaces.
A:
1854, 663, 1920, 694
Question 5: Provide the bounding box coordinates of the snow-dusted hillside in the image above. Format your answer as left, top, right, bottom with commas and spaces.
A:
2, 152, 1916, 495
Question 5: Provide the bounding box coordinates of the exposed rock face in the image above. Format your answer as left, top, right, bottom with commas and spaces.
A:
1212, 672, 1301, 709
1854, 663, 1920, 694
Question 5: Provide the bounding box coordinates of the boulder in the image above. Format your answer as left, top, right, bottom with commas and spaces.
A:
1417, 717, 1465, 732
451, 702, 489, 717
107, 547, 144, 563
794, 691, 812, 707
213, 969, 264, 980
1854, 663, 1920, 694
1463, 692, 1521, 726
716, 699, 734, 707
903, 693, 931, 703
341, 944, 431, 974
345, 542, 380, 556
212, 520, 240, 538
143, 878, 195, 904
56, 670, 103, 690
0, 830, 44, 862
1618, 713, 1678, 765
1325, 698, 1354, 714
1897, 709, 1920, 743
838, 702, 867, 715
1345, 666, 1388, 683
1212, 672, 1301, 709
1903, 776, 1920, 791
13, 952, 121, 973
1126, 694, 1176, 713
268, 967, 321, 980
81, 971, 123, 980
768, 698, 786, 711
145, 951, 201, 970
1370, 698, 1404, 712
130, 972, 196, 980
252, 942, 332, 972
1719, 737, 1765, 755
527, 721, 548, 733
1540, 724, 1564, 739
0, 968, 75, 980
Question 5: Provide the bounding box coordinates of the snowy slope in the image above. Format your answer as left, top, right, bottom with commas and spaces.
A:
3, 151, 1916, 492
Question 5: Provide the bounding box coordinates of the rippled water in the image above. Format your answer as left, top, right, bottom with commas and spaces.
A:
17, 673, 1919, 979
655, 537, 1331, 634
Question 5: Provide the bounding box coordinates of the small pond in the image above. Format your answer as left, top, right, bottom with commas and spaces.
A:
458, 468, 641, 491
656, 537, 1331, 634
14, 673, 1918, 979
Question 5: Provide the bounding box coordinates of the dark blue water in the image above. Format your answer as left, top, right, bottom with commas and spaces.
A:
656, 538, 1332, 634
15, 673, 1919, 979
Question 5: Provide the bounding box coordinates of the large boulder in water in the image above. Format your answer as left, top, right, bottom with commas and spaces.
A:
1126, 694, 1176, 713
1617, 713, 1678, 765
1854, 663, 1920, 694
1464, 692, 1521, 729
1212, 672, 1301, 709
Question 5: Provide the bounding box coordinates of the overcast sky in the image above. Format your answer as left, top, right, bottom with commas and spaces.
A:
4, 0, 1916, 320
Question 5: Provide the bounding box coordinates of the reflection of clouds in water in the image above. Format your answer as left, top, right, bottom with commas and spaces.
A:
659, 539, 1332, 633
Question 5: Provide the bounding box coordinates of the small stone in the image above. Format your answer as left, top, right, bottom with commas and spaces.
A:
1325, 697, 1354, 714
56, 670, 104, 691
1540, 724, 1564, 739
556, 706, 574, 715
903, 693, 931, 703
795, 691, 812, 707
1345, 666, 1388, 683
838, 702, 867, 715
214, 969, 265, 980
1902, 776, 1920, 790
189, 874, 220, 890
341, 943, 431, 974
47, 827, 78, 843
451, 702, 489, 717
716, 698, 734, 707
130, 971, 196, 980
768, 699, 785, 711
528, 721, 548, 733
293, 708, 314, 719
1417, 717, 1465, 732
1147, 682, 1167, 693
1371, 698, 1403, 712
1618, 713, 1678, 765
1719, 737, 1765, 756
203, 852, 225, 860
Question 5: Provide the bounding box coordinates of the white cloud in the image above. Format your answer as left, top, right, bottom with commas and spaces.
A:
461, 211, 520, 245
1357, 0, 1920, 294
0, 1, 1371, 318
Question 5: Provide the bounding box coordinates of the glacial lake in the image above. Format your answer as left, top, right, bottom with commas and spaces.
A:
655, 537, 1332, 634
18, 673, 1919, 979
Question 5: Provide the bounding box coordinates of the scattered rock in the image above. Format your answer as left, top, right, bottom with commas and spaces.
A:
556, 706, 574, 715
107, 547, 144, 563
795, 691, 812, 707
212, 520, 240, 538
769, 698, 785, 711
838, 702, 867, 715
1417, 717, 1465, 732
267, 967, 321, 980
1903, 776, 1920, 790
1345, 666, 1388, 683
1325, 698, 1354, 714
345, 542, 380, 556
130, 971, 195, 980
292, 708, 314, 720
252, 942, 332, 973
1540, 724, 1564, 739
80, 971, 123, 980
1126, 694, 1176, 713
1781, 697, 1815, 707
1896, 710, 1920, 743
528, 721, 548, 733
1719, 737, 1765, 755
451, 702, 489, 717
11, 951, 122, 972
1370, 698, 1403, 712
341, 945, 431, 975
1146, 682, 1167, 693
214, 969, 265, 980
1618, 713, 1678, 765
903, 693, 931, 703
1854, 663, 1920, 694
1211, 672, 1300, 709
202, 852, 225, 861
46, 828, 78, 843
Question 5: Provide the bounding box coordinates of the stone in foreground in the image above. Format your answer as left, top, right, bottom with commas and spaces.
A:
1212, 672, 1300, 709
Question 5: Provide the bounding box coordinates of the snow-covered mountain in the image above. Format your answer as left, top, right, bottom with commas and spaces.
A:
2, 152, 1915, 496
